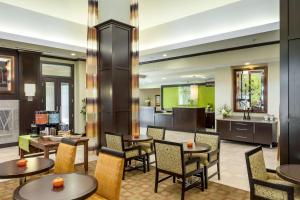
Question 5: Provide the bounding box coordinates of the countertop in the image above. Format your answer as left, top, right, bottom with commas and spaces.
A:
216, 116, 277, 124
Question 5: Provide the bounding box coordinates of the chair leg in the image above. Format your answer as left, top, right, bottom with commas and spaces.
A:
173, 176, 176, 183
147, 154, 150, 172
143, 156, 146, 173
155, 170, 159, 193
122, 160, 126, 180
204, 166, 208, 189
217, 161, 221, 180
181, 177, 185, 200
200, 172, 204, 191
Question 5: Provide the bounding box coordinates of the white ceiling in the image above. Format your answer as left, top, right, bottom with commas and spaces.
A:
139, 0, 240, 30
0, 0, 88, 25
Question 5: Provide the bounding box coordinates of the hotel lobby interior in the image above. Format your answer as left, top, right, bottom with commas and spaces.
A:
0, 0, 300, 199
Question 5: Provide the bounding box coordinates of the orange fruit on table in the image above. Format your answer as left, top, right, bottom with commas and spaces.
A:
52, 177, 64, 188
17, 159, 27, 167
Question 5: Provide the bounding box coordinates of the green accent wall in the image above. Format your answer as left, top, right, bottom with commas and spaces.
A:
162, 85, 215, 110
162, 87, 179, 110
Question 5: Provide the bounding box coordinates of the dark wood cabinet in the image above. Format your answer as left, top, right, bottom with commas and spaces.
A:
254, 123, 276, 145
154, 113, 173, 129
231, 122, 254, 143
205, 112, 215, 128
216, 120, 231, 140
217, 119, 277, 147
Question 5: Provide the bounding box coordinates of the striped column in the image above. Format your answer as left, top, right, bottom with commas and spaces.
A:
86, 0, 99, 138
130, 0, 140, 136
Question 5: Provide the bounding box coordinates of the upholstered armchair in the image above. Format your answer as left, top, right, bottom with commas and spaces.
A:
88, 147, 124, 200
105, 132, 147, 179
245, 146, 300, 200
138, 126, 166, 171
54, 138, 77, 174
154, 139, 204, 200
194, 132, 220, 188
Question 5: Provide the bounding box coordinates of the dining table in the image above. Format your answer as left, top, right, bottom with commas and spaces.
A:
183, 142, 211, 156
0, 157, 54, 185
13, 173, 98, 200
276, 164, 300, 185
123, 135, 153, 143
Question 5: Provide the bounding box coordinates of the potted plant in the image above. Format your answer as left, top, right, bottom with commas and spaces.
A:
145, 97, 151, 106
217, 104, 232, 118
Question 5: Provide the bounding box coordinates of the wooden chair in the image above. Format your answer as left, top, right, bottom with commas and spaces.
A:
88, 147, 125, 200
154, 139, 204, 200
245, 146, 300, 200
105, 132, 147, 179
193, 132, 220, 188
138, 126, 166, 171
54, 138, 77, 174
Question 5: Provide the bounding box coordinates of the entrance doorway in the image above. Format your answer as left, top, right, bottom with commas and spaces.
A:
41, 62, 74, 131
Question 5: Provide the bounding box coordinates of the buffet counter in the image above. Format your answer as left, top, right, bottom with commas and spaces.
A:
140, 106, 206, 132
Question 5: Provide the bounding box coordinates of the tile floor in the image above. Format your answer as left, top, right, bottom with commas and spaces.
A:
0, 129, 277, 192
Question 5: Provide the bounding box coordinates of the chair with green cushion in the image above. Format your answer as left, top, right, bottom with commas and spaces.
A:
138, 126, 166, 171
245, 146, 300, 200
154, 139, 204, 200
193, 132, 220, 188
105, 132, 147, 180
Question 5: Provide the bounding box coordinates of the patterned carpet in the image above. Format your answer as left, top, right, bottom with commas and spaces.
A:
0, 161, 250, 200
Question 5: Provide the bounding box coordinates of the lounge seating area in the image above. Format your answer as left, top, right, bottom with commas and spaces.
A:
2, 0, 300, 199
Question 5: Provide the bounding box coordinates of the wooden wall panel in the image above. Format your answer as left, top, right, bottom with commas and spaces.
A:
19, 51, 42, 134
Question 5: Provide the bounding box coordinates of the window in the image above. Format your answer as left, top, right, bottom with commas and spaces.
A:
178, 86, 191, 105
233, 66, 268, 113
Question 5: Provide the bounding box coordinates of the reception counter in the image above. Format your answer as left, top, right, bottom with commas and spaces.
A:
140, 106, 206, 132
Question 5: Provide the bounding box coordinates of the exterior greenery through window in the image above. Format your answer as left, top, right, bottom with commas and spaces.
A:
233, 66, 268, 113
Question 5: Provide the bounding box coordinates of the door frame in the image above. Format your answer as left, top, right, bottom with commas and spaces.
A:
40, 61, 74, 131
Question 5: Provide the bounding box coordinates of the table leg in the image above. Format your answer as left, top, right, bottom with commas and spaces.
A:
84, 141, 88, 174
19, 177, 26, 185
19, 148, 25, 159
44, 147, 50, 159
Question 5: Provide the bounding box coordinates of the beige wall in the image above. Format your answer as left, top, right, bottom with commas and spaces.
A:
214, 61, 280, 119
139, 88, 160, 107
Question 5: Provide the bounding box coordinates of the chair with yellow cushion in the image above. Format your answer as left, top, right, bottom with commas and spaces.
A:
154, 139, 204, 200
105, 132, 147, 179
88, 147, 124, 200
138, 126, 166, 171
245, 146, 300, 200
193, 132, 220, 188
54, 138, 77, 174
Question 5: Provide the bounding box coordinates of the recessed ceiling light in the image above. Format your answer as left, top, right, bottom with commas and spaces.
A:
163, 54, 167, 57
244, 62, 250, 65
162, 77, 167, 80
71, 53, 76, 56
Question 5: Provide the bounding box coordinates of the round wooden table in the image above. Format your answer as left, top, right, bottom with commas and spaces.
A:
183, 142, 211, 154
123, 135, 153, 143
0, 157, 54, 184
13, 173, 98, 200
277, 164, 300, 185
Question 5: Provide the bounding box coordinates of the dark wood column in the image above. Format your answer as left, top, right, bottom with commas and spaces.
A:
95, 20, 133, 146
19, 51, 42, 134
280, 0, 300, 164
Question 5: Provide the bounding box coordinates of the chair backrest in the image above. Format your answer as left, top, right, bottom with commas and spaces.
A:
147, 126, 166, 140
194, 132, 220, 151
245, 146, 269, 182
154, 139, 184, 175
94, 147, 124, 200
54, 139, 77, 174
105, 132, 124, 152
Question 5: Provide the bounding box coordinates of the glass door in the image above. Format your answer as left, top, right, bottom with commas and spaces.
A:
42, 78, 74, 131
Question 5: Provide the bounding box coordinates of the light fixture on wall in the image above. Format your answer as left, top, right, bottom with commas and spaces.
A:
24, 83, 36, 101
